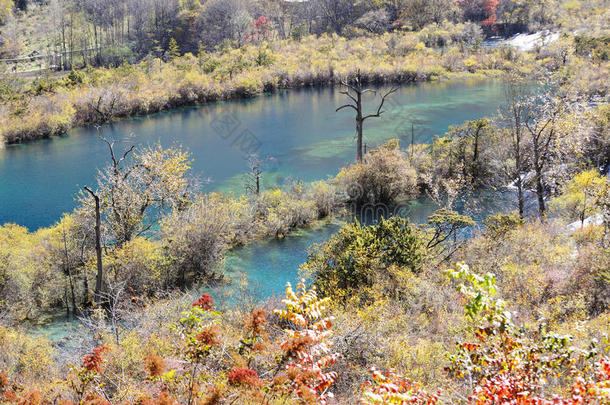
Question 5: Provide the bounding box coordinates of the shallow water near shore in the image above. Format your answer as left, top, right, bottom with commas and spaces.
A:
29, 187, 529, 341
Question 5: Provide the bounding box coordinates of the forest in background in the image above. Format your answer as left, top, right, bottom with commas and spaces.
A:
1, 0, 603, 66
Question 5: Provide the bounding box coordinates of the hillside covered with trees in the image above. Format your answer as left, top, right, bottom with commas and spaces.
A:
0, 0, 609, 404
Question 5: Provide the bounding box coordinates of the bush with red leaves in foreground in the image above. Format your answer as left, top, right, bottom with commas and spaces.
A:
227, 368, 261, 387
446, 263, 610, 405
82, 346, 111, 373
361, 367, 441, 404
0, 271, 607, 404
191, 293, 215, 311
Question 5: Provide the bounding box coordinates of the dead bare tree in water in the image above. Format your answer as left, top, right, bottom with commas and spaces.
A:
245, 154, 274, 196
337, 70, 397, 163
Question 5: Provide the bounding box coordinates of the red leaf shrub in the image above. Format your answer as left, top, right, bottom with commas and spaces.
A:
361, 367, 440, 405
192, 293, 214, 311
227, 368, 261, 387
82, 346, 111, 373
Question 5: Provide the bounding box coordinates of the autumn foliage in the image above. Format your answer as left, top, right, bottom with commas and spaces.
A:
82, 346, 111, 373
274, 281, 341, 404
361, 368, 441, 404
227, 368, 260, 387
191, 293, 215, 311
447, 263, 610, 405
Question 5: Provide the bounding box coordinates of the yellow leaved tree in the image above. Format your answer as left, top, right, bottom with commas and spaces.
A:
274, 280, 341, 404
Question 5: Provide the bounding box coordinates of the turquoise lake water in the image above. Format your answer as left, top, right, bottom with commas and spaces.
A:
1, 79, 506, 230
1, 79, 517, 332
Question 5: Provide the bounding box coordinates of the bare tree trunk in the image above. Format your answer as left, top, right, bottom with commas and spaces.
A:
356, 109, 363, 163
515, 136, 524, 219
69, 11, 74, 70
63, 229, 77, 317
503, 75, 527, 219
337, 71, 396, 164
535, 168, 545, 217
61, 23, 68, 70
473, 126, 481, 164
94, 24, 100, 64
64, 286, 70, 320
83, 272, 90, 307
525, 98, 562, 220
84, 186, 104, 305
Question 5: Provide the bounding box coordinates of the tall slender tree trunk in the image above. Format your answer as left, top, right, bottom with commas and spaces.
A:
473, 127, 481, 163
63, 230, 77, 317
61, 24, 68, 70
535, 167, 546, 218
94, 24, 100, 64
83, 272, 90, 307
356, 119, 363, 163
515, 135, 524, 219
85, 187, 104, 305
356, 90, 363, 162
64, 286, 70, 319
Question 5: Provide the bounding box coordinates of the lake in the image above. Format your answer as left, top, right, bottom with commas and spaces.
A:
0, 78, 507, 230
2, 79, 519, 331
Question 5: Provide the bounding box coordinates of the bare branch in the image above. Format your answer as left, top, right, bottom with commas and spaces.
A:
339, 89, 358, 104
336, 104, 358, 113
116, 145, 135, 167
362, 88, 397, 121
83, 185, 97, 197
99, 136, 118, 168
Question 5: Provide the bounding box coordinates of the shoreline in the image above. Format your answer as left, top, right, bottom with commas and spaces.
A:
2, 73, 428, 146
1, 33, 518, 148
1, 70, 501, 149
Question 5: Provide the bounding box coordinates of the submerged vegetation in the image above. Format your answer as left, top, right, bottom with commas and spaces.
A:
1, 0, 610, 403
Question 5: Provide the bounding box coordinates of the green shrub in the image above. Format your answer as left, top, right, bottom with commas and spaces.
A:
483, 212, 525, 237
302, 217, 424, 301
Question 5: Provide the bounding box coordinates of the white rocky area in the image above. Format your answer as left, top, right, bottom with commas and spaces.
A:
504, 30, 561, 51
485, 30, 561, 51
